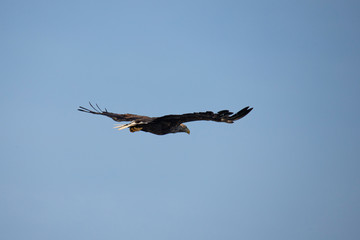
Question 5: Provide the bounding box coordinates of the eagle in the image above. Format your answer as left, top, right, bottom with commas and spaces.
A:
78, 103, 253, 135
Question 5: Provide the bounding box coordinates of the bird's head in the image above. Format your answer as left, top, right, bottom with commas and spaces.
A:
177, 124, 190, 134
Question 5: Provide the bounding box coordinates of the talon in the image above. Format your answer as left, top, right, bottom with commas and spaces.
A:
130, 127, 143, 132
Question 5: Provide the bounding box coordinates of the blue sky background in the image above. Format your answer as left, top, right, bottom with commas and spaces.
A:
1, 0, 360, 239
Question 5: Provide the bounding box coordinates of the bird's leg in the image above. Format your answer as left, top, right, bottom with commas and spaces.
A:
130, 126, 143, 132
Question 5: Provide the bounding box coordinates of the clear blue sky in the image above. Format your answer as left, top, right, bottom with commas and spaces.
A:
1, 0, 360, 239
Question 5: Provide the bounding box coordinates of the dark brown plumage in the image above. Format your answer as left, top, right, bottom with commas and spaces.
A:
78, 103, 253, 135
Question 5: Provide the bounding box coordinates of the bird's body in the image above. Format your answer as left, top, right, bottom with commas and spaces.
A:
78, 103, 252, 135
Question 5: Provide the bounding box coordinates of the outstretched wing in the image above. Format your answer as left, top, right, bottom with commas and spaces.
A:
153, 107, 253, 124
78, 102, 152, 122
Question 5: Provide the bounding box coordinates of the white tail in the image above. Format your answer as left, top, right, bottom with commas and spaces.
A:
113, 121, 138, 131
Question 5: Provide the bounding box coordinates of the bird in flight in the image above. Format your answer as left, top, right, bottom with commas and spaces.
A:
78, 102, 253, 135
